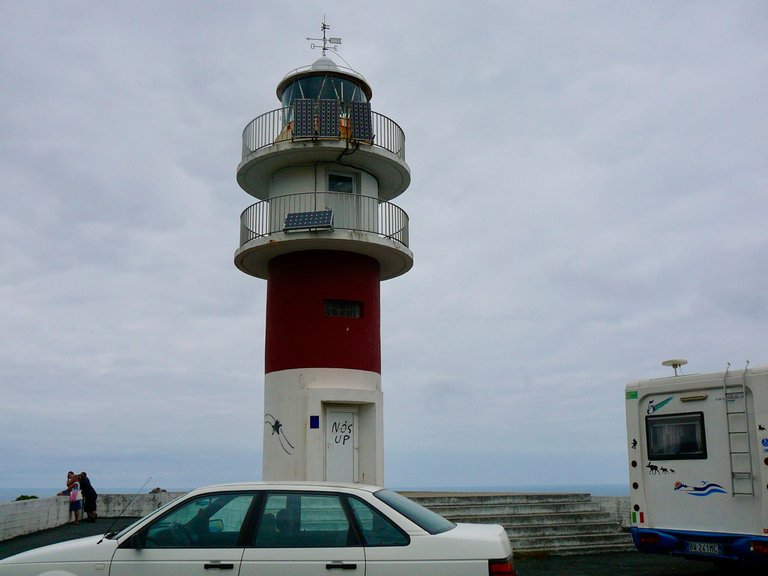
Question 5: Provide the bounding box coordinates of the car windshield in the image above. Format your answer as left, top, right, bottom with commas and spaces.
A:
109, 517, 144, 540
111, 493, 188, 540
374, 490, 455, 535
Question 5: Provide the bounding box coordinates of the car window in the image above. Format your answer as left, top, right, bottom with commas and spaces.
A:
113, 494, 187, 540
143, 493, 255, 548
252, 492, 359, 548
347, 496, 409, 546
374, 489, 455, 535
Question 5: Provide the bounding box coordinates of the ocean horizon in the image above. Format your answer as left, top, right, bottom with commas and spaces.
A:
0, 483, 628, 503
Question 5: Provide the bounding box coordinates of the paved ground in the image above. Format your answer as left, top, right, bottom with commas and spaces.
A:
0, 520, 762, 575
0, 518, 139, 560
514, 550, 758, 576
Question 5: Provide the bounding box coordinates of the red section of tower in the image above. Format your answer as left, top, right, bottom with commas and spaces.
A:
265, 250, 381, 374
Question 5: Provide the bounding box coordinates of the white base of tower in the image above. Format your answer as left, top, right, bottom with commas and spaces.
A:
262, 368, 383, 485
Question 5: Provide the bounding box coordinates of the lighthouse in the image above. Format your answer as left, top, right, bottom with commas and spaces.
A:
234, 24, 412, 485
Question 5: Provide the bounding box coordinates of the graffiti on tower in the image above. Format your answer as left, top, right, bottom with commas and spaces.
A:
265, 413, 295, 455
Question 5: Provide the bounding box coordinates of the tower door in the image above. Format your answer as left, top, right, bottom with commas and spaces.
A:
325, 408, 358, 482
327, 172, 370, 233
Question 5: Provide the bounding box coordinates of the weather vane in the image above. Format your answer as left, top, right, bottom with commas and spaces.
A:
306, 17, 342, 56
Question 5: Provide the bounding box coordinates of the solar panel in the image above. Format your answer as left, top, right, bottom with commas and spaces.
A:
283, 210, 334, 232
350, 101, 373, 141
292, 99, 340, 140
293, 99, 315, 138
317, 99, 339, 138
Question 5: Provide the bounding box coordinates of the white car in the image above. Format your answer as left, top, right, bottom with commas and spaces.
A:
1, 482, 516, 575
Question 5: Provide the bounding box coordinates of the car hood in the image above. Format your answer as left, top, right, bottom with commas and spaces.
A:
0, 534, 118, 564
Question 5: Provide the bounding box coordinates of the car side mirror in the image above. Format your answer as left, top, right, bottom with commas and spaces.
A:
129, 532, 146, 550
209, 519, 224, 533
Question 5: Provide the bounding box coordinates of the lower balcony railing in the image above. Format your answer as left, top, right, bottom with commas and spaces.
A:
239, 192, 409, 248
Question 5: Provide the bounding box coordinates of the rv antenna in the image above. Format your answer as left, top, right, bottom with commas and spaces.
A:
662, 358, 688, 376
306, 17, 342, 57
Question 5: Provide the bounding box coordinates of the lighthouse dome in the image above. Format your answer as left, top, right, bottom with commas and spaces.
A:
310, 56, 338, 72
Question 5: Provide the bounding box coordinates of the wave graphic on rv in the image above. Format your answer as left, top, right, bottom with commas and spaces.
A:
674, 481, 727, 497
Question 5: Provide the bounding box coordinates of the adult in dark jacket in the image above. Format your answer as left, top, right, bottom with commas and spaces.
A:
79, 472, 98, 522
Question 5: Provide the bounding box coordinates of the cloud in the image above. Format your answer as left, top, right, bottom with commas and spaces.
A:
2, 1, 767, 492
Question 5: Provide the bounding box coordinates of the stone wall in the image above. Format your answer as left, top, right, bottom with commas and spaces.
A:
1, 492, 633, 543
0, 492, 185, 542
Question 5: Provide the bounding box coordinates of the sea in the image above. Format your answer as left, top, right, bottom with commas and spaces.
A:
0, 483, 628, 504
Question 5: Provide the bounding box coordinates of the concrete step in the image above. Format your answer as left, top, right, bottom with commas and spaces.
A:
512, 532, 635, 555
506, 520, 623, 538
422, 501, 605, 516
515, 538, 636, 557
404, 492, 592, 506
444, 511, 613, 526
505, 511, 613, 525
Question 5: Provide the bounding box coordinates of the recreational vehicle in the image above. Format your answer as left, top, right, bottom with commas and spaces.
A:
626, 361, 768, 565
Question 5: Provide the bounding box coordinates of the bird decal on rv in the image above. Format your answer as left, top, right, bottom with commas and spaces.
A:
646, 396, 674, 414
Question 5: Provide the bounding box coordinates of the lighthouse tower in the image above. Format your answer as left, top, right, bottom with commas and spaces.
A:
234, 25, 412, 485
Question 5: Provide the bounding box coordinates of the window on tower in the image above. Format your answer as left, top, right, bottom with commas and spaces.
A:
328, 173, 355, 193
324, 299, 362, 318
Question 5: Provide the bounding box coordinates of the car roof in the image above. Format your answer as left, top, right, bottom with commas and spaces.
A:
185, 481, 383, 496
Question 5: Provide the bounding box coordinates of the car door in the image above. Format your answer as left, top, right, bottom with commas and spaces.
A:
345, 494, 421, 576
110, 492, 255, 576
240, 491, 365, 576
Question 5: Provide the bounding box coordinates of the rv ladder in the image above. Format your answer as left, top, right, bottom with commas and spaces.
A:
722, 363, 755, 496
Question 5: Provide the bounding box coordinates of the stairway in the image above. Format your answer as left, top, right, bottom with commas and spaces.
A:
403, 492, 634, 556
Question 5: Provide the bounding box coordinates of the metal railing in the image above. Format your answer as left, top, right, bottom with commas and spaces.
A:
241, 107, 406, 160
239, 192, 409, 248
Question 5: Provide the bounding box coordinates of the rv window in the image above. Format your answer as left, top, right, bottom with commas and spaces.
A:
646, 412, 707, 460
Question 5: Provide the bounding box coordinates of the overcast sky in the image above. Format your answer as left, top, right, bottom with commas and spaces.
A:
2, 1, 767, 494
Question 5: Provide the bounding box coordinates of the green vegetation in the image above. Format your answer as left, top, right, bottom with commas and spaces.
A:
15, 494, 39, 501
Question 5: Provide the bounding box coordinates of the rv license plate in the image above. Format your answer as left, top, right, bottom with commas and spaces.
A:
686, 541, 721, 555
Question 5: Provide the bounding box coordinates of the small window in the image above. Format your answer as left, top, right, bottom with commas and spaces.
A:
373, 489, 455, 535
329, 173, 355, 193
646, 412, 707, 460
347, 496, 409, 546
324, 300, 362, 319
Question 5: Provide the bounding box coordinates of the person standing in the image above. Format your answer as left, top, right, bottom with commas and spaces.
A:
79, 471, 98, 522
66, 471, 82, 525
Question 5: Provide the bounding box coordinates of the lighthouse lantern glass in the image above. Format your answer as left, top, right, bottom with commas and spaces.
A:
280, 75, 368, 109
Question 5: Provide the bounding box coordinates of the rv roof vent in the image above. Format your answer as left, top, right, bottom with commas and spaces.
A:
662, 358, 688, 376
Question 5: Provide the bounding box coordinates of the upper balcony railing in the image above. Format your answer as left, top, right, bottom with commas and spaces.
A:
241, 105, 406, 161
239, 192, 409, 248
